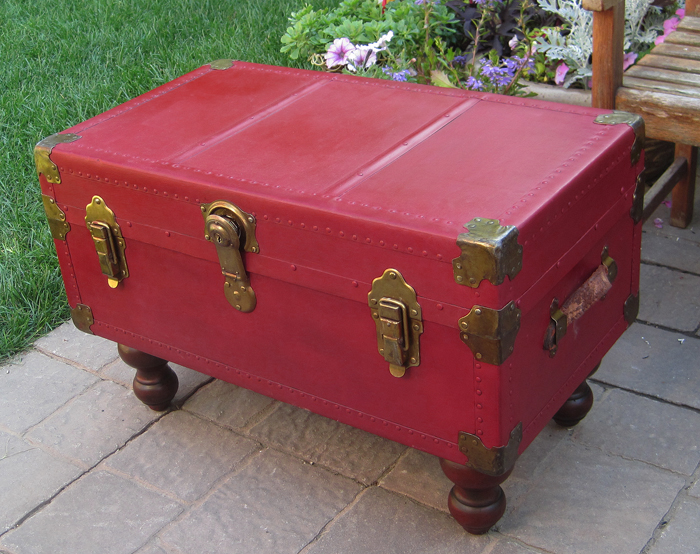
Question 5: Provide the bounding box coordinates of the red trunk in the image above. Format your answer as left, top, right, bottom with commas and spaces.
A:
37, 61, 642, 488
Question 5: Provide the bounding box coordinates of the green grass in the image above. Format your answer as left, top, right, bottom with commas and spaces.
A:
0, 0, 337, 362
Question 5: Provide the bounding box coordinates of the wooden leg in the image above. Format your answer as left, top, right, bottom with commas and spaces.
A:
553, 380, 593, 427
671, 144, 697, 228
117, 344, 178, 411
440, 459, 512, 535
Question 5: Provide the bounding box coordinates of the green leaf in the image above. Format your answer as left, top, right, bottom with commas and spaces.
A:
430, 70, 457, 88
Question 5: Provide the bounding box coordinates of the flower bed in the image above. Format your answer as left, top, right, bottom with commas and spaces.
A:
280, 0, 684, 95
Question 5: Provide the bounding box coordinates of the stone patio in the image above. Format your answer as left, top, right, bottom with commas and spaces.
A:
1, 199, 699, 554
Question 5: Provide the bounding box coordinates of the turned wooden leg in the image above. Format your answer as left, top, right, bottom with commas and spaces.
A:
553, 380, 593, 427
440, 459, 512, 535
118, 344, 178, 411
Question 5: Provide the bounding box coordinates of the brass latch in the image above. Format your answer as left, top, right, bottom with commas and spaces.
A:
369, 269, 423, 378
85, 196, 128, 288
202, 200, 259, 313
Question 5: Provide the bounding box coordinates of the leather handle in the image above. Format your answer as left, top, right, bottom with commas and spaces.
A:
544, 248, 616, 357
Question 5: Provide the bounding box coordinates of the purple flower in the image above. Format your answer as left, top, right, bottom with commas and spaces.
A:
325, 38, 355, 68
623, 52, 638, 71
452, 55, 468, 66
465, 76, 484, 91
554, 62, 569, 85
654, 217, 664, 229
382, 67, 410, 81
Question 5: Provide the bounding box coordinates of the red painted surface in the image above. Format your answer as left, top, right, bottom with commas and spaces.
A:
40, 62, 643, 465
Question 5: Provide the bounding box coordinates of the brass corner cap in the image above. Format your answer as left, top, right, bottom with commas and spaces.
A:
458, 422, 522, 476
453, 218, 523, 288
209, 59, 235, 70
34, 133, 81, 184
624, 293, 640, 324
458, 302, 521, 365
71, 304, 94, 334
594, 111, 645, 166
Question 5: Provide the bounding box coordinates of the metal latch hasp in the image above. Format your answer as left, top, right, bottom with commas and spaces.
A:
85, 196, 129, 288
368, 269, 423, 378
202, 200, 259, 313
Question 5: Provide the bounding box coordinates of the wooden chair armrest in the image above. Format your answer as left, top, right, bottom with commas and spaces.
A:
582, 0, 625, 12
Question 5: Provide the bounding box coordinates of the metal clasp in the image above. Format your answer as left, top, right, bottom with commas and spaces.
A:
369, 269, 423, 378
202, 201, 259, 313
85, 196, 128, 288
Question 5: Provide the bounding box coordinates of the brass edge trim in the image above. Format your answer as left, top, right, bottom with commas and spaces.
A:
458, 422, 522, 476
41, 195, 70, 240
71, 304, 94, 334
631, 174, 644, 224
624, 293, 640, 324
593, 111, 645, 166
34, 133, 81, 184
453, 218, 523, 288
210, 59, 235, 70
458, 302, 521, 365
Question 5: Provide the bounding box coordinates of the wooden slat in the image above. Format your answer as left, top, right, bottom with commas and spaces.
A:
591, 5, 624, 109
636, 52, 700, 74
652, 43, 700, 62
665, 31, 700, 47
677, 17, 700, 33
622, 75, 700, 98
616, 87, 700, 145
642, 157, 687, 221
625, 65, 700, 86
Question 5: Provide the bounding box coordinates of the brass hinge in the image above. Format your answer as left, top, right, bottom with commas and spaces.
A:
34, 133, 81, 184
42, 195, 70, 240
71, 304, 94, 334
458, 422, 522, 476
594, 111, 645, 166
624, 293, 640, 324
368, 269, 423, 378
458, 302, 521, 365
85, 196, 129, 288
210, 59, 234, 70
453, 218, 523, 288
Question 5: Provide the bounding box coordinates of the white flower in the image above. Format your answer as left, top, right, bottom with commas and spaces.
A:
369, 31, 394, 51
509, 36, 519, 49
325, 37, 355, 68
346, 46, 377, 72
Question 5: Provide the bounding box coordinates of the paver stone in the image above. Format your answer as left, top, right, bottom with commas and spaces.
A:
34, 322, 118, 371
183, 379, 274, 429
596, 324, 700, 409
26, 380, 158, 466
105, 410, 259, 501
647, 498, 700, 554
249, 402, 406, 484
0, 431, 82, 533
498, 441, 685, 554
573, 388, 700, 474
2, 471, 182, 554
159, 448, 360, 554
0, 351, 98, 434
303, 487, 488, 554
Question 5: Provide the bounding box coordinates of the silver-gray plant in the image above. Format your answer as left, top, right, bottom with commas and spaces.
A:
535, 0, 666, 88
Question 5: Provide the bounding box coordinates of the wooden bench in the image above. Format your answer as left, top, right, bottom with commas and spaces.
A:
585, 0, 699, 226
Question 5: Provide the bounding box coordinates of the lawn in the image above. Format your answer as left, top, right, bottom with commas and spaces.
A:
0, 0, 337, 362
